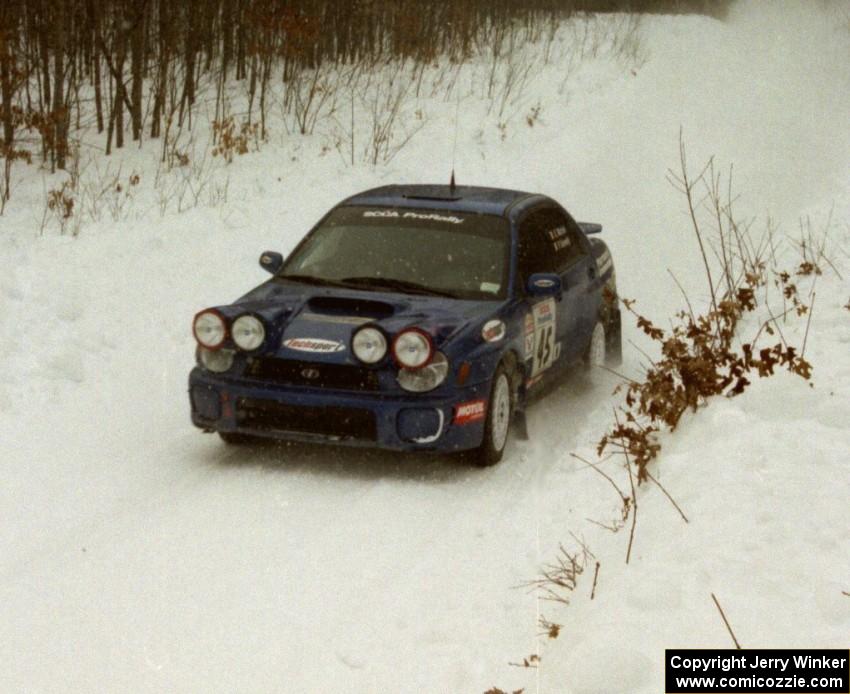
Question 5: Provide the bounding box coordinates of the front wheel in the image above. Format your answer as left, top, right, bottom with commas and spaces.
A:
470, 364, 513, 467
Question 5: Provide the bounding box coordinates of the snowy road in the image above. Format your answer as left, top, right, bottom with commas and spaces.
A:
2, 2, 849, 692
2, 355, 619, 692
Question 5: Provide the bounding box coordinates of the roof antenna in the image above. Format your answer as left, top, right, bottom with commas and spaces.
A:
449, 91, 460, 194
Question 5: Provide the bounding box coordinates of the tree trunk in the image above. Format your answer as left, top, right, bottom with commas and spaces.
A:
151, 0, 169, 138
53, 0, 67, 170
129, 2, 144, 141
1, 27, 15, 146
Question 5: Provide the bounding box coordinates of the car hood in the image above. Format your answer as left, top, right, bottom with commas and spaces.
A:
220, 280, 501, 363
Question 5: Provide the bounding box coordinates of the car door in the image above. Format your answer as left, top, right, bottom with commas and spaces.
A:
516, 208, 568, 385
544, 206, 596, 362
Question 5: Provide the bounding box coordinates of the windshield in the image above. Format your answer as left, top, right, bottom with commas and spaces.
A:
279, 206, 510, 300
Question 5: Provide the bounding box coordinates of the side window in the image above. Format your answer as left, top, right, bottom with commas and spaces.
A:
517, 210, 555, 287
540, 208, 586, 272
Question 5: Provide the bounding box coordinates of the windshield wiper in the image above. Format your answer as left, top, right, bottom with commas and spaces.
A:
340, 276, 458, 298
277, 274, 355, 288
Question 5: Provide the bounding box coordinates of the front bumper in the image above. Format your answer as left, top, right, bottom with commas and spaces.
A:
188, 367, 490, 452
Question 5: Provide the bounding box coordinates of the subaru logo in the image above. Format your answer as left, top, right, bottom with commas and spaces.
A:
301, 368, 320, 380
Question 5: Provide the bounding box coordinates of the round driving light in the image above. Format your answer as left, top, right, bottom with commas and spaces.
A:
392, 329, 433, 369
397, 352, 449, 392
232, 314, 265, 351
198, 347, 235, 373
193, 310, 226, 349
352, 327, 387, 364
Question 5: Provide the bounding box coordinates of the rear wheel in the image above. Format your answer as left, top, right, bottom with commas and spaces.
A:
585, 321, 606, 370
470, 364, 513, 467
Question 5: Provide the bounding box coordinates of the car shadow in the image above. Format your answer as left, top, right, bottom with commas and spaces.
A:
194, 366, 614, 485
203, 435, 481, 484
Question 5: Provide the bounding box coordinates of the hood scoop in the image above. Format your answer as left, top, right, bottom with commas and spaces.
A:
306, 296, 396, 320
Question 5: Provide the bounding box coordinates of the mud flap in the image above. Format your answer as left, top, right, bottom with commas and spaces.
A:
512, 408, 529, 440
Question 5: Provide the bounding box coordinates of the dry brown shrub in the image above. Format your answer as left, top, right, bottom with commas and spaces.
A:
598, 137, 819, 482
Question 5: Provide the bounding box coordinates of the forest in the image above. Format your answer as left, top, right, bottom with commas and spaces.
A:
0, 0, 727, 198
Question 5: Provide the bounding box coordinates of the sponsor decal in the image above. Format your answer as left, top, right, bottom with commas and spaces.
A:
362, 210, 464, 225
530, 298, 558, 377
534, 277, 557, 289
283, 337, 346, 353
301, 312, 372, 326
534, 300, 554, 322
546, 224, 573, 252
481, 319, 506, 343
454, 399, 487, 425
524, 313, 535, 359
596, 251, 613, 276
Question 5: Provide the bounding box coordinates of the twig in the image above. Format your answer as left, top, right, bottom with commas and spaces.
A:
568, 531, 596, 560
571, 453, 628, 502
711, 593, 742, 649
597, 364, 640, 384
615, 408, 638, 565
645, 470, 689, 523
585, 517, 621, 533
590, 561, 600, 600
801, 291, 815, 359
668, 268, 696, 323
625, 455, 637, 565
508, 654, 540, 669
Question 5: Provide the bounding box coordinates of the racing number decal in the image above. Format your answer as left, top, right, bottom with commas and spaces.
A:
527, 298, 561, 378
536, 324, 554, 370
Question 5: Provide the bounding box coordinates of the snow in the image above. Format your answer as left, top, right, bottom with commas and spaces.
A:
1, 1, 849, 692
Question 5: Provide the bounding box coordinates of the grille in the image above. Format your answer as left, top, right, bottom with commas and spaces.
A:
245, 358, 380, 391
236, 398, 377, 441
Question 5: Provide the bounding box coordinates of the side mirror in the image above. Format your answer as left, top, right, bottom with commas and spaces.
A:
259, 251, 284, 275
527, 273, 562, 297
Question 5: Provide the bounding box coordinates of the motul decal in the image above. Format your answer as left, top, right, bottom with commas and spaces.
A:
454, 399, 487, 425
283, 337, 346, 353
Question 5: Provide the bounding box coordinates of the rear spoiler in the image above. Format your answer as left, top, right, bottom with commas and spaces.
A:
578, 222, 602, 235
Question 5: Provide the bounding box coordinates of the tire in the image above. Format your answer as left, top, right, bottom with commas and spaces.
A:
606, 308, 623, 367
470, 363, 513, 467
218, 431, 254, 445
584, 320, 607, 371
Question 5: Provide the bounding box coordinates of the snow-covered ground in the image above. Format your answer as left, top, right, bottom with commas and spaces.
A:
1, 2, 848, 692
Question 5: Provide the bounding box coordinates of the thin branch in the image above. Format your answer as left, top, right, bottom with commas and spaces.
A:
615, 408, 638, 565
711, 593, 742, 649
668, 268, 696, 323
801, 291, 815, 359
645, 470, 689, 523
571, 453, 628, 502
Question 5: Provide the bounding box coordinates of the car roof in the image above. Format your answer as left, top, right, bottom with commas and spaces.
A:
341, 184, 541, 217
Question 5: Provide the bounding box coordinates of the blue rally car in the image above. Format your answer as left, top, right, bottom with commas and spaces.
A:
189, 184, 621, 466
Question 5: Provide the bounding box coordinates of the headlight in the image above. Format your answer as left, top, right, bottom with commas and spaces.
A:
392, 328, 433, 369
352, 327, 387, 364
232, 314, 265, 351
198, 346, 235, 373
397, 352, 449, 392
193, 310, 226, 349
